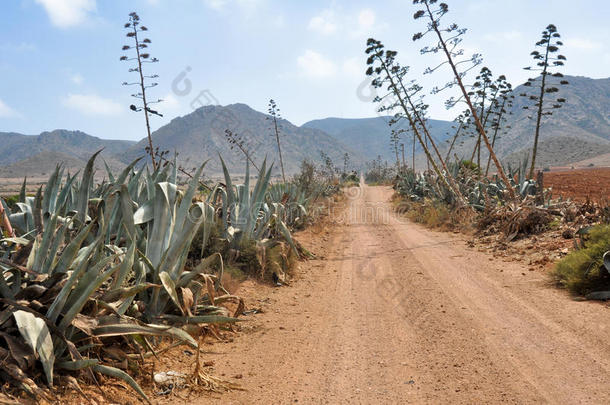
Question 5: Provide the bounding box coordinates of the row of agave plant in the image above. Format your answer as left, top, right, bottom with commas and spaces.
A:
0, 151, 317, 402
394, 156, 546, 211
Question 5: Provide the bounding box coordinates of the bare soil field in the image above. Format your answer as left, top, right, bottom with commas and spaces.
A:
545, 167, 610, 202
60, 184, 610, 404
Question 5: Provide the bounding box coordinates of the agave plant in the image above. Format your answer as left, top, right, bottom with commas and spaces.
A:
215, 157, 297, 253
0, 152, 241, 402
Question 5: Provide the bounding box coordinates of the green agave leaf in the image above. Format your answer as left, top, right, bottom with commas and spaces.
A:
57, 358, 99, 371
117, 157, 143, 185
102, 282, 158, 303
146, 182, 176, 268
158, 314, 241, 325
13, 310, 55, 387
103, 160, 116, 183
159, 271, 184, 315
55, 170, 79, 216
50, 220, 95, 275
159, 203, 205, 278
133, 199, 154, 225
19, 177, 27, 203
93, 364, 151, 404
58, 255, 120, 330
92, 321, 197, 348
118, 185, 136, 241
46, 238, 101, 323
33, 214, 58, 273
177, 252, 222, 288
76, 149, 102, 224
112, 241, 136, 289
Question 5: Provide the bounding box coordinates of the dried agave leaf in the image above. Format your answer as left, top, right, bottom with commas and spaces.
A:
181, 287, 194, 316
0, 331, 35, 370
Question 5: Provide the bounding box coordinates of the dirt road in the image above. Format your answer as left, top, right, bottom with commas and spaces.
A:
197, 184, 610, 404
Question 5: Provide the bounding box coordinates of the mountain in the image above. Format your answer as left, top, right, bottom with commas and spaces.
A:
0, 129, 134, 173
452, 75, 610, 168
1, 75, 608, 179
121, 103, 364, 175
305, 76, 610, 170
303, 116, 454, 163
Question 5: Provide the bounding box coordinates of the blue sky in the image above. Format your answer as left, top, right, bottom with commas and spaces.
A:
1, 0, 609, 141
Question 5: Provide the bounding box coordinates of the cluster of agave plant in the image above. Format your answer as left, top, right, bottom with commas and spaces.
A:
394, 156, 544, 211
0, 151, 315, 402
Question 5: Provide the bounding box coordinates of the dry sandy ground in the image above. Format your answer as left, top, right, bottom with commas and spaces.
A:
144, 184, 607, 405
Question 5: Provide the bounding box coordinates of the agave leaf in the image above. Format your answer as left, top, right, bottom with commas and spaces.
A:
103, 160, 116, 183
13, 310, 55, 387
92, 321, 197, 348
133, 199, 154, 225
33, 214, 58, 273
159, 271, 184, 315
159, 203, 205, 278
50, 220, 95, 275
41, 221, 68, 275
177, 252, 222, 288
219, 155, 237, 205
46, 239, 101, 323
157, 314, 241, 324
102, 282, 158, 303
118, 185, 136, 241
117, 260, 146, 316
146, 182, 176, 268
57, 358, 99, 371
55, 170, 79, 215
93, 364, 151, 404
112, 241, 136, 289
41, 165, 62, 215
76, 150, 102, 224
117, 157, 143, 185
173, 162, 206, 244
58, 255, 120, 330
33, 186, 43, 233
0, 236, 30, 245
19, 177, 27, 203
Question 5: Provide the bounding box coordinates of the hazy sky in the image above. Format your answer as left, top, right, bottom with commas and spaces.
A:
1, 0, 608, 141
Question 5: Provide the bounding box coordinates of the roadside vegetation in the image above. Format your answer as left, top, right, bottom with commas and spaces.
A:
362, 1, 610, 298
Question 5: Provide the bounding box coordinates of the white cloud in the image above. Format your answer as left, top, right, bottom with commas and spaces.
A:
297, 50, 337, 78
358, 9, 375, 29
565, 38, 603, 51
35, 0, 96, 28
0, 99, 20, 118
71, 73, 84, 85
160, 93, 182, 112
62, 93, 122, 116
309, 7, 381, 38
308, 9, 337, 35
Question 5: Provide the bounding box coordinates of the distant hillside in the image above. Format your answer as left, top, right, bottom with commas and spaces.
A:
1, 75, 608, 178
0, 129, 134, 173
121, 103, 364, 174
452, 75, 610, 169
303, 116, 454, 163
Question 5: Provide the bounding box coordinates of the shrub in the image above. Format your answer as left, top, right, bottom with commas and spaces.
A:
554, 224, 610, 294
